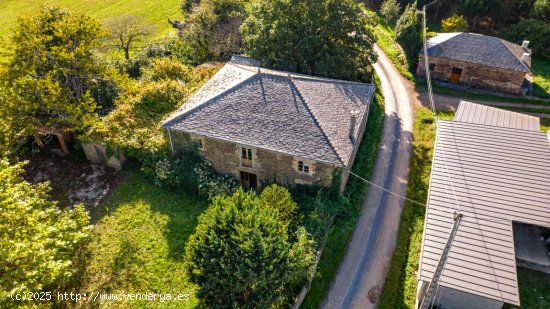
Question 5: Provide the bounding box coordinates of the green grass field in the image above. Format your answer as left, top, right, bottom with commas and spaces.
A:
76, 170, 208, 308
0, 0, 181, 39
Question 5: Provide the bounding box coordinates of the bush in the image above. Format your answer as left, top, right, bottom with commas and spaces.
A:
0, 160, 90, 303
260, 184, 302, 231
505, 19, 550, 59
395, 1, 421, 70
184, 188, 316, 308
152, 155, 239, 200
381, 0, 401, 25
441, 14, 469, 32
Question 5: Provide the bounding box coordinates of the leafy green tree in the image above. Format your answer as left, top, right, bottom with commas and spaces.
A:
381, 0, 401, 25
1, 5, 117, 155
461, 0, 505, 29
395, 1, 421, 70
505, 19, 550, 58
259, 184, 301, 231
184, 188, 316, 308
241, 0, 376, 80
0, 160, 90, 302
532, 0, 550, 22
441, 14, 469, 32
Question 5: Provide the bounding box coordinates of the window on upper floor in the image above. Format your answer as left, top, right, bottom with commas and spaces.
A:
241, 147, 252, 160
298, 161, 310, 174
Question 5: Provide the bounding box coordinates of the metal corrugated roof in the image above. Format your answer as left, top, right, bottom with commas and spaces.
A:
454, 101, 540, 131
419, 120, 550, 306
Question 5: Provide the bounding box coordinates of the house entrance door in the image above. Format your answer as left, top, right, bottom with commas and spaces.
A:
240, 171, 258, 191
449, 67, 462, 83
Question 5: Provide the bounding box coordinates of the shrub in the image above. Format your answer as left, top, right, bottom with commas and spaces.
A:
441, 14, 469, 32
260, 184, 302, 231
152, 155, 239, 200
0, 160, 90, 303
184, 188, 316, 308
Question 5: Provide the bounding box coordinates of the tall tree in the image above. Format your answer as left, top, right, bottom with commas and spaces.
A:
0, 160, 90, 303
2, 5, 115, 155
395, 1, 421, 70
106, 15, 151, 60
381, 0, 401, 25
532, 0, 550, 22
184, 187, 316, 308
241, 0, 377, 80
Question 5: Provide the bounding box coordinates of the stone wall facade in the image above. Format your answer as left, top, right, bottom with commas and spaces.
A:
168, 129, 337, 189
417, 55, 527, 94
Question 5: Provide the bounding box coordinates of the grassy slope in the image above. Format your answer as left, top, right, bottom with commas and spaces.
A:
300, 76, 385, 308
377, 108, 451, 309
76, 170, 207, 308
0, 0, 181, 39
373, 20, 414, 81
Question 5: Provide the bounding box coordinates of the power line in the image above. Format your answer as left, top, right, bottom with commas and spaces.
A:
348, 171, 425, 206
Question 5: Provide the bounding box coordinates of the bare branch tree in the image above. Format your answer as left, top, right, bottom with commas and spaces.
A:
106, 15, 151, 60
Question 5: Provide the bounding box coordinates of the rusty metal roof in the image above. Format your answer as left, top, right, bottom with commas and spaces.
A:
419, 116, 550, 306
454, 101, 540, 131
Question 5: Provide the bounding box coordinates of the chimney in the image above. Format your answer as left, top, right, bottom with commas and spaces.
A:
522, 52, 530, 64
522, 40, 530, 50
349, 110, 358, 142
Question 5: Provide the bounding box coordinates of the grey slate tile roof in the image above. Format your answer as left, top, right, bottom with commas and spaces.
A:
421, 32, 531, 73
454, 101, 540, 131
419, 109, 550, 306
162, 61, 375, 166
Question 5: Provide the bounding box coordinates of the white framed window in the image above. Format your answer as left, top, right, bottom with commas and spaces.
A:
298, 160, 310, 174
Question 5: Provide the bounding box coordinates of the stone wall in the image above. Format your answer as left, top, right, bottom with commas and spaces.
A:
169, 129, 336, 189
417, 55, 527, 94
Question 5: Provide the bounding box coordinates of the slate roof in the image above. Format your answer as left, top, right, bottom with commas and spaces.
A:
419, 106, 550, 306
421, 32, 531, 73
454, 101, 540, 131
162, 59, 375, 166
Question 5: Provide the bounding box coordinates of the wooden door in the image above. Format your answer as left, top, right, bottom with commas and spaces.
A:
449, 67, 462, 83
240, 171, 257, 190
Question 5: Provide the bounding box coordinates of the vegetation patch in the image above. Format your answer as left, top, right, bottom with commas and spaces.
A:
504, 267, 550, 309
300, 75, 385, 308
532, 57, 550, 99
373, 17, 414, 81
377, 108, 452, 309
77, 170, 209, 308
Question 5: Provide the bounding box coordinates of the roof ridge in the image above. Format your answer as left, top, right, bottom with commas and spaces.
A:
498, 38, 531, 72
162, 73, 259, 128
288, 76, 345, 165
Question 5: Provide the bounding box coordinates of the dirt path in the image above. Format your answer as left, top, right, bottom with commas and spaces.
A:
321, 44, 415, 309
414, 90, 550, 118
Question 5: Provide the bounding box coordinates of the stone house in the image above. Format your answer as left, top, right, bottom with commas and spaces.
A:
417, 33, 532, 94
162, 56, 375, 191
416, 101, 550, 309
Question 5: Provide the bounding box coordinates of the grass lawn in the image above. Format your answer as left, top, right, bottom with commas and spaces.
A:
377, 108, 451, 309
76, 170, 208, 308
0, 0, 181, 39
0, 0, 182, 64
532, 57, 550, 99
300, 75, 385, 308
504, 267, 550, 309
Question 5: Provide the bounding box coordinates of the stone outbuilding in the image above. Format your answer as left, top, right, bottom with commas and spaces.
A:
417, 33, 532, 94
162, 56, 375, 192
